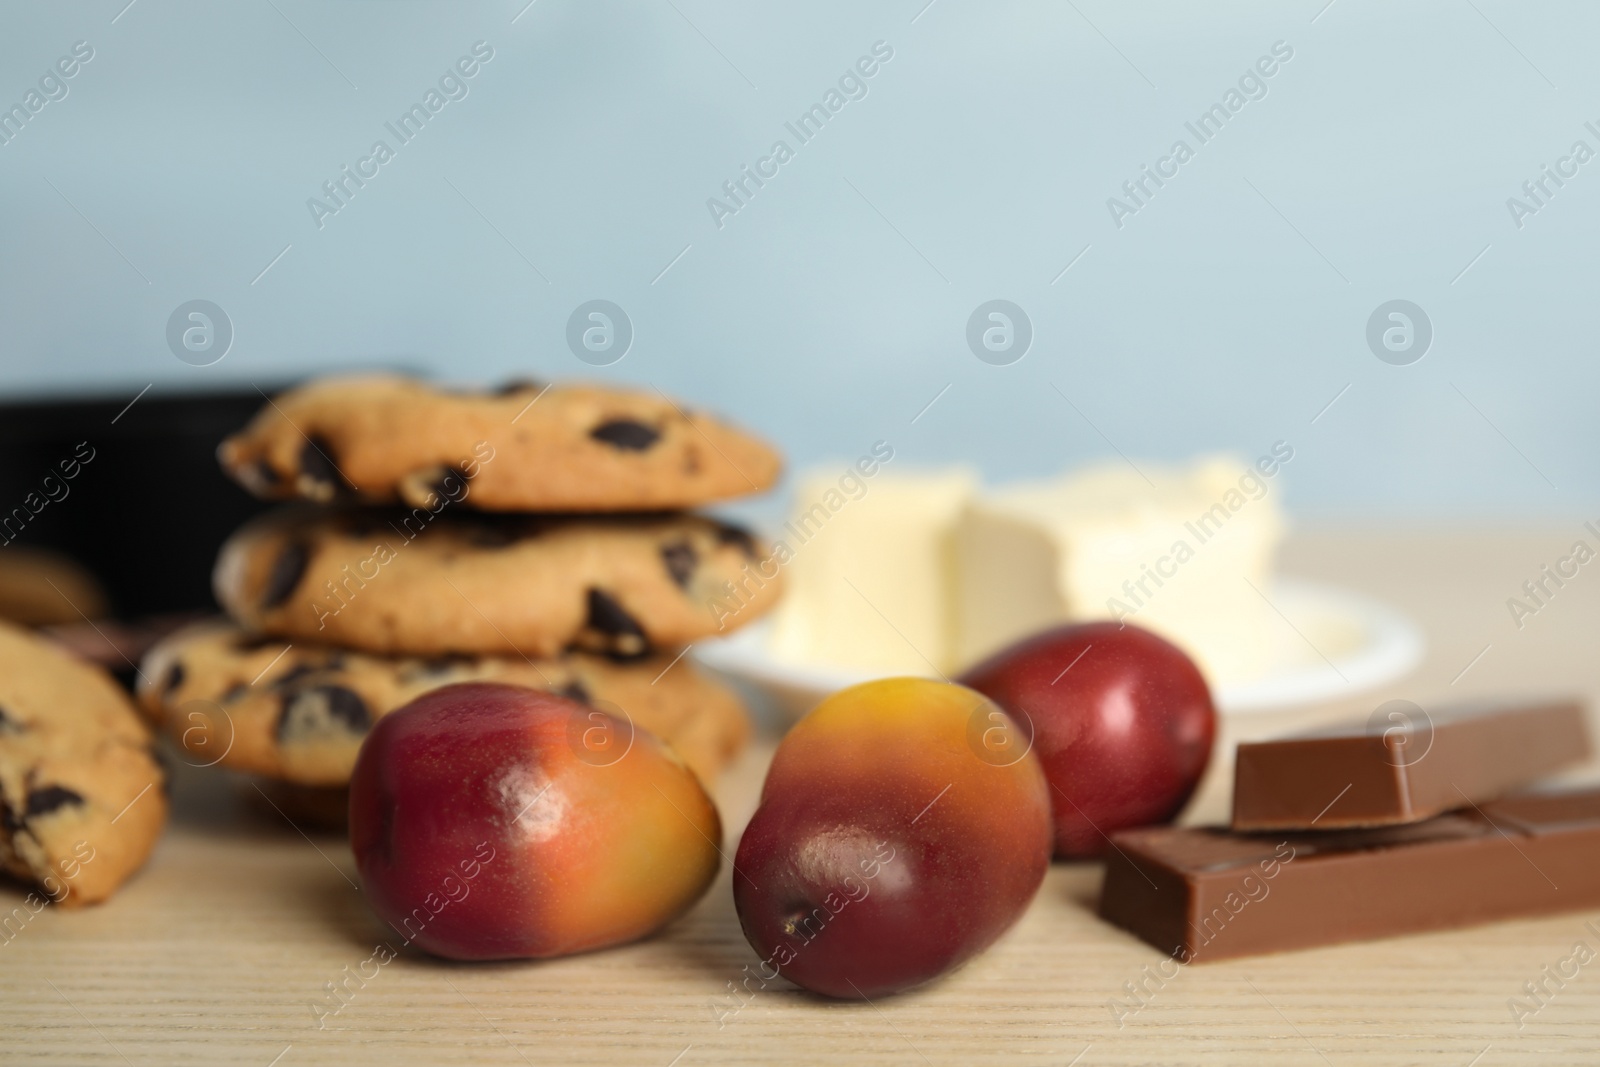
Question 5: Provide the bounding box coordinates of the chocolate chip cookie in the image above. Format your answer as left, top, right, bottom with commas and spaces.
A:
138, 621, 750, 786
213, 506, 780, 658
0, 620, 167, 906
217, 375, 782, 511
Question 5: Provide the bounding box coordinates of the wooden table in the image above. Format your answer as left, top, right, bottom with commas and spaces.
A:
5, 528, 1599, 1066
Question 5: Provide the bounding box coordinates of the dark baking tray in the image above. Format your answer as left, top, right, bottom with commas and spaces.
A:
0, 386, 282, 616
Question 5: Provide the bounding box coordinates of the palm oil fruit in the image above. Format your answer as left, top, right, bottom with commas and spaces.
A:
349, 682, 720, 960
733, 677, 1051, 998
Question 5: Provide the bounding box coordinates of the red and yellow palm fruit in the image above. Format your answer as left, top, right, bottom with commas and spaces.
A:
349, 682, 719, 960
733, 677, 1051, 998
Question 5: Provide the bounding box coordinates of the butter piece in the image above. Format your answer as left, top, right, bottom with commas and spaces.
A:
954, 456, 1287, 685
767, 469, 976, 674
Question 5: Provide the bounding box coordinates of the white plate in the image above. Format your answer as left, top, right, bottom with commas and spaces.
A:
693, 578, 1424, 718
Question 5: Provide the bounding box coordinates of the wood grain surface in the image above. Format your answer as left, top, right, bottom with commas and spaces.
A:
4, 528, 1599, 1066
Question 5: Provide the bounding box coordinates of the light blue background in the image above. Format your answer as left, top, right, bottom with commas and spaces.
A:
1, 0, 1594, 519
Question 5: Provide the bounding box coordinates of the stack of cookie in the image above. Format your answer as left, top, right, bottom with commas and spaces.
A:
137, 375, 783, 805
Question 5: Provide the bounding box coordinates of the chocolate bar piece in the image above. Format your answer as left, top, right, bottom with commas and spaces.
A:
1232, 698, 1590, 830
1099, 789, 1600, 961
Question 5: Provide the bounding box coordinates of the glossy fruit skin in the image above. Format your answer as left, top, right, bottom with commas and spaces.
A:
733, 677, 1051, 999
960, 621, 1216, 860
348, 682, 720, 961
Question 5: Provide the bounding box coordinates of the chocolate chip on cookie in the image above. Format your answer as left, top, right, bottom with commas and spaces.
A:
590, 418, 662, 452
262, 541, 310, 609
580, 589, 649, 660
494, 378, 545, 396
715, 522, 760, 560
277, 685, 372, 744
25, 785, 85, 820
661, 542, 698, 589
297, 436, 350, 501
